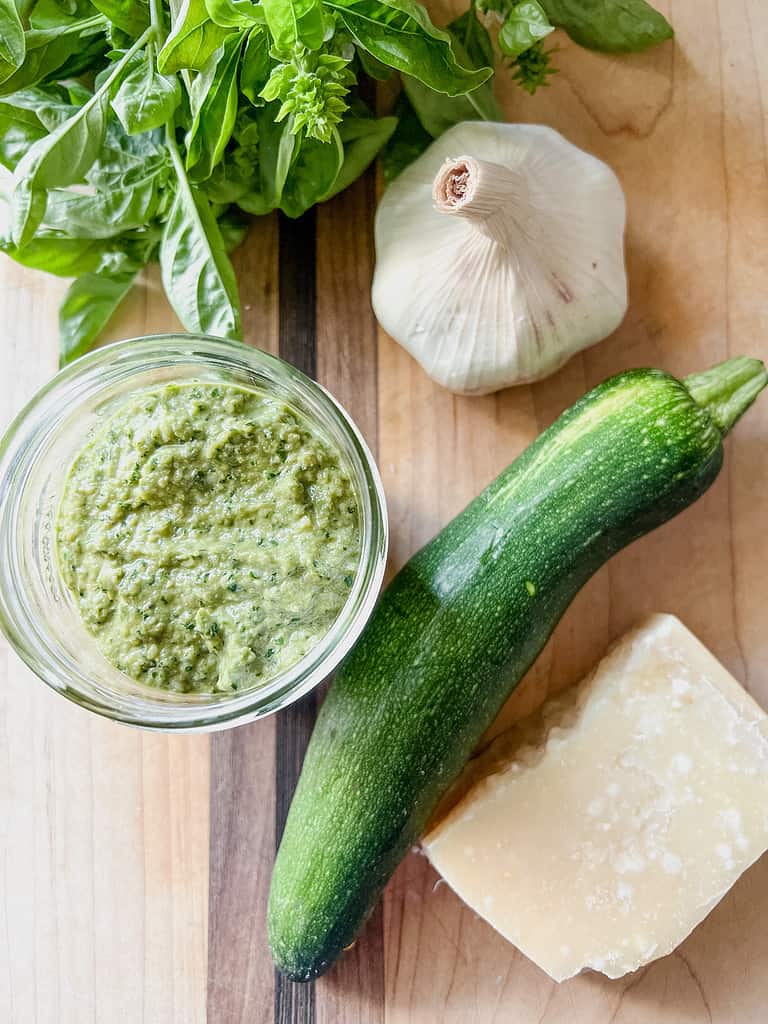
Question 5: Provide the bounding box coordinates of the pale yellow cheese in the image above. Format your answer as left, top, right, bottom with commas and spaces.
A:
423, 614, 768, 981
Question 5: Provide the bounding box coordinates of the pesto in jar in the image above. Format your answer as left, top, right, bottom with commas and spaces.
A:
56, 381, 361, 694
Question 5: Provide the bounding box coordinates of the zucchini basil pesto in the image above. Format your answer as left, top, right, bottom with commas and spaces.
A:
56, 381, 361, 694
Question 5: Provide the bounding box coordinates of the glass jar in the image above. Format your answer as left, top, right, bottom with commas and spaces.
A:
0, 335, 388, 731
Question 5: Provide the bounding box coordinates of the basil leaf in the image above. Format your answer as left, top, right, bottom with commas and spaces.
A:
27, 93, 84, 131
11, 90, 110, 244
1, 84, 73, 123
403, 57, 499, 133
9, 177, 47, 248
17, 86, 86, 131
186, 33, 243, 181
280, 127, 343, 217
158, 0, 233, 73
239, 24, 271, 103
203, 153, 258, 203
323, 111, 397, 200
44, 172, 167, 238
449, 7, 494, 68
498, 1, 553, 59
381, 91, 430, 182
28, 0, 94, 29
60, 251, 142, 365
233, 106, 260, 146
337, 101, 394, 142
90, 0, 150, 36
49, 26, 108, 78
540, 0, 672, 52
10, 33, 149, 245
355, 48, 394, 81
0, 230, 110, 275
205, 0, 263, 28
201, 109, 260, 202
216, 207, 250, 251
0, 16, 106, 95
0, 102, 46, 170
236, 106, 293, 214
66, 81, 93, 105
402, 11, 500, 137
0, 0, 25, 70
88, 121, 168, 188
93, 46, 142, 90
274, 117, 296, 198
325, 0, 492, 96
161, 145, 242, 337
112, 52, 181, 134
261, 0, 325, 52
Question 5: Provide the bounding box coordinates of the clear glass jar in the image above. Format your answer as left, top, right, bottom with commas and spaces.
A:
0, 335, 388, 731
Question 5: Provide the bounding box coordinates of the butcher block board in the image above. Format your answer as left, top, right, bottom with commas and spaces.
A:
1, 1, 767, 1020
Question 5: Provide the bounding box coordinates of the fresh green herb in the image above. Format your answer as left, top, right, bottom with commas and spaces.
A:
261, 48, 354, 144
261, 0, 325, 52
498, 1, 553, 60
157, 0, 232, 74
0, 101, 46, 170
1, 0, 671, 361
205, 0, 263, 29
0, 231, 116, 275
510, 38, 557, 94
0, 16, 107, 97
160, 130, 242, 337
59, 249, 144, 363
91, 0, 151, 37
112, 47, 182, 134
186, 31, 243, 179
327, 104, 396, 198
10, 27, 151, 245
327, 0, 492, 96
0, 0, 25, 72
381, 92, 431, 182
539, 0, 672, 52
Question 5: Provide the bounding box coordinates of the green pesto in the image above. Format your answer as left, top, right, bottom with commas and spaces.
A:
56, 381, 360, 694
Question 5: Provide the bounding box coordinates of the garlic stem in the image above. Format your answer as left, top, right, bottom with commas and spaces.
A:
432, 156, 528, 240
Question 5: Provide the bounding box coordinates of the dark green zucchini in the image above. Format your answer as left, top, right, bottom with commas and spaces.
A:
268, 356, 767, 981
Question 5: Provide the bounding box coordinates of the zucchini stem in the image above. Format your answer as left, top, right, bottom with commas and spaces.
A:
685, 356, 767, 437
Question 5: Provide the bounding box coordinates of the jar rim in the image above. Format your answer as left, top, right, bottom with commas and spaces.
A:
0, 335, 388, 731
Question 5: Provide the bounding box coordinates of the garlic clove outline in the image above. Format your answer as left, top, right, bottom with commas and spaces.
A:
372, 122, 628, 395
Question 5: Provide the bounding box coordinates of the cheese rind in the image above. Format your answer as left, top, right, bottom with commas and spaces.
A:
423, 614, 768, 981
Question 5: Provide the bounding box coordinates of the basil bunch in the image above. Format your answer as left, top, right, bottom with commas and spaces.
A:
0, 0, 671, 363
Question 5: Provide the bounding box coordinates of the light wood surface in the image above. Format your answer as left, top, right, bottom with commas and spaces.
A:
2, 0, 768, 1019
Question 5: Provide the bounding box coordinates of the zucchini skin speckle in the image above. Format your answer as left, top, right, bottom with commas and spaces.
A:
268, 363, 762, 981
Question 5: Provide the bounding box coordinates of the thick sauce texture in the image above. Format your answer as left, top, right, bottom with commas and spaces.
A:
56, 381, 361, 693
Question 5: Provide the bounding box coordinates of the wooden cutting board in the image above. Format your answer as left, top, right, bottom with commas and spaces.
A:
2, 2, 767, 1020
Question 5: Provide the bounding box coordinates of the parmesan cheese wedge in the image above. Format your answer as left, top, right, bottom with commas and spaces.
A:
423, 613, 768, 981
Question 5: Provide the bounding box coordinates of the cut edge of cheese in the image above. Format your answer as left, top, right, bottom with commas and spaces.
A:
423, 613, 768, 982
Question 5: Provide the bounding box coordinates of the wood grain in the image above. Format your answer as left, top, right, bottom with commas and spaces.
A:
0, 257, 209, 1024
316, 171, 386, 1024
208, 723, 276, 1024
273, 209, 320, 1024
1, 0, 768, 1019
379, 4, 768, 1021
208, 214, 280, 1024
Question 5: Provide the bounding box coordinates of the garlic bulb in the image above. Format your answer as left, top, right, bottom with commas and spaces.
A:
372, 122, 628, 395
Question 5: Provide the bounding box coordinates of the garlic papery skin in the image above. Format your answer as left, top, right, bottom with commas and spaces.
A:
372, 122, 628, 395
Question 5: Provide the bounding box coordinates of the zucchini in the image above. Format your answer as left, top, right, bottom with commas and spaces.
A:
268, 356, 767, 980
